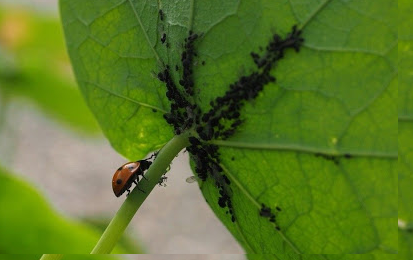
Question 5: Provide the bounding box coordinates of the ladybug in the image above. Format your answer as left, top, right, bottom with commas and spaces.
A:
112, 159, 152, 197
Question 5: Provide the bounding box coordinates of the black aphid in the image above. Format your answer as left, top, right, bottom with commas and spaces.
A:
315, 153, 339, 165
260, 203, 281, 229
161, 33, 166, 44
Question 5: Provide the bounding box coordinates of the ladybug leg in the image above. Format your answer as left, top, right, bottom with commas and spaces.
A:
133, 179, 145, 193
126, 189, 131, 196
136, 168, 148, 180
146, 153, 156, 160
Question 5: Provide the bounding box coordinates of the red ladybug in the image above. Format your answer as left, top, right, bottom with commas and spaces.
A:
112, 159, 152, 197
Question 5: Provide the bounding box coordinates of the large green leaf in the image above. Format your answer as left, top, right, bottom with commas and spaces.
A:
0, 8, 99, 134
0, 166, 128, 254
60, 0, 397, 254
398, 0, 413, 258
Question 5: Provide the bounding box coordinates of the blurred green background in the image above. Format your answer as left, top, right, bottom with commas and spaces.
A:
0, 4, 99, 133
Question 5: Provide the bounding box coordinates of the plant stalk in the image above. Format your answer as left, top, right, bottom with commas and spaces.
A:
91, 132, 190, 254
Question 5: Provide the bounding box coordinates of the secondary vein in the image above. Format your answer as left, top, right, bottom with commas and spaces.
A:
127, 0, 163, 64
211, 140, 398, 159
84, 81, 168, 113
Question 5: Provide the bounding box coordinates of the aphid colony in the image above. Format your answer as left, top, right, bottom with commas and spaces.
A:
157, 23, 304, 225
260, 204, 282, 231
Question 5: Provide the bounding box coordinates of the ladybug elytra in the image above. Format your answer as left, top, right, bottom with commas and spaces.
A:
112, 159, 152, 197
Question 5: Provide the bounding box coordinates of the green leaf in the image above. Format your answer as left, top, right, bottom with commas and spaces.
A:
0, 165, 129, 254
0, 8, 99, 134
398, 0, 413, 259
60, 0, 397, 254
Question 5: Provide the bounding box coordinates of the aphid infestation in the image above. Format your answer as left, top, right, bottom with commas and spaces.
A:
57, 0, 396, 255
156, 17, 304, 225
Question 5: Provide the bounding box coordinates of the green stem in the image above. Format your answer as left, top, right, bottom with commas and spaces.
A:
91, 132, 190, 254
39, 255, 63, 260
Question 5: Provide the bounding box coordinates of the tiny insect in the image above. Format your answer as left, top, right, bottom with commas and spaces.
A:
161, 33, 166, 44
112, 158, 152, 197
158, 176, 168, 186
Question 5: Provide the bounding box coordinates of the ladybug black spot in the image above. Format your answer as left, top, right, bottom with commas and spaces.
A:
116, 179, 122, 184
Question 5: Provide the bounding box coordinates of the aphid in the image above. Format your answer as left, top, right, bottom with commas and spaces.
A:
259, 204, 272, 217
159, 9, 164, 21
189, 136, 201, 146
158, 175, 168, 186
112, 157, 153, 197
315, 153, 339, 165
222, 175, 231, 185
344, 153, 352, 159
161, 33, 166, 44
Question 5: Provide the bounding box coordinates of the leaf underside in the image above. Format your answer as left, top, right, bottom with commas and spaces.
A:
60, 0, 397, 254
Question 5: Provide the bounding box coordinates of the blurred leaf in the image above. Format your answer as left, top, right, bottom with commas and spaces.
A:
398, 0, 413, 259
0, 255, 41, 260
0, 165, 127, 254
61, 0, 396, 254
0, 8, 99, 134
0, 255, 118, 260
0, 46, 18, 79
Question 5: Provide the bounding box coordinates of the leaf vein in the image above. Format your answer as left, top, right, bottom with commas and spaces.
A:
81, 80, 168, 113
127, 0, 163, 64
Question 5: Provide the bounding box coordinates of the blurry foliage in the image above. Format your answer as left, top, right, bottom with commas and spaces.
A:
0, 165, 135, 255
0, 5, 143, 255
0, 7, 99, 134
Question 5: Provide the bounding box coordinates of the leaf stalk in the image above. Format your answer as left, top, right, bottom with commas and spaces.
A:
90, 132, 190, 254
